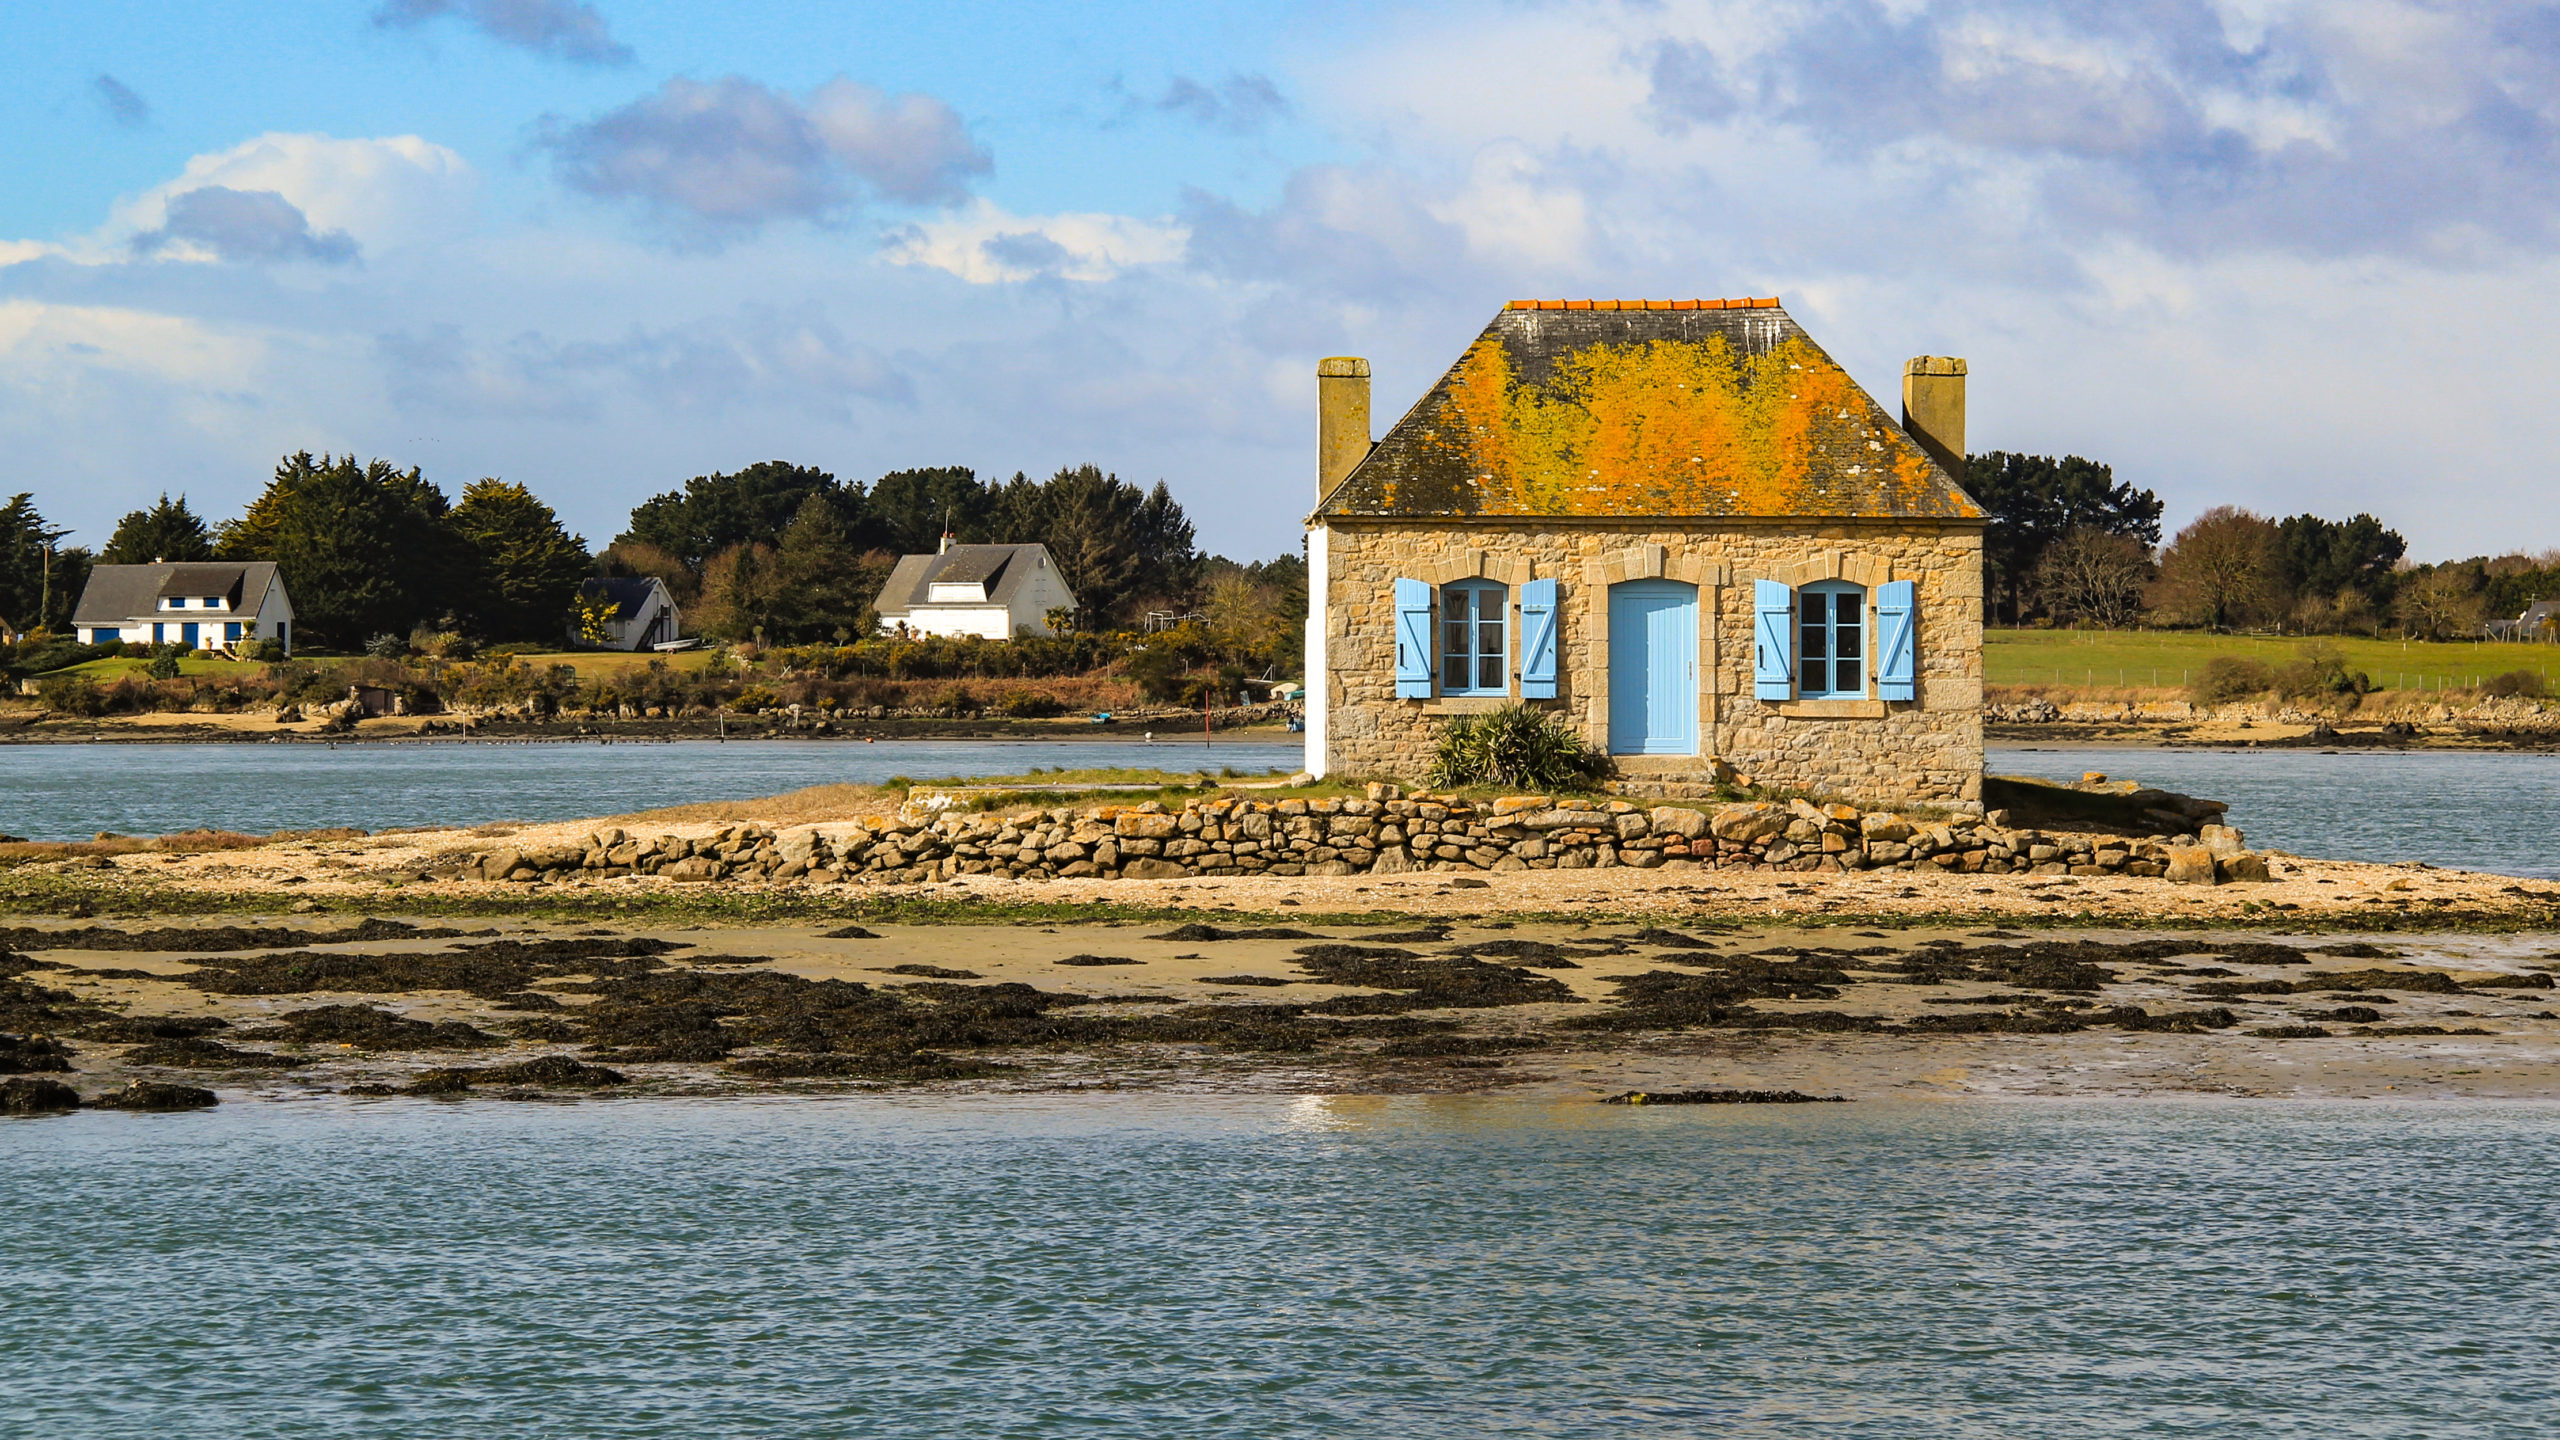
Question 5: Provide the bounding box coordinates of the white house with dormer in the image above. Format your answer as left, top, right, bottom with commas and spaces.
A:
871, 542, 1076, 639
73, 562, 294, 653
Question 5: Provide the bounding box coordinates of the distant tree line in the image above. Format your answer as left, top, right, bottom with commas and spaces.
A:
1964, 451, 2555, 639
3, 452, 1302, 668
603, 461, 1207, 643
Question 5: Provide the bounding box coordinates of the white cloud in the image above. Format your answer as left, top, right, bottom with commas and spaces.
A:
104, 133, 477, 255
881, 200, 1187, 283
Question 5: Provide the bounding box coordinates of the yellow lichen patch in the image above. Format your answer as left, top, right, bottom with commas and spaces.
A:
1414, 333, 1961, 517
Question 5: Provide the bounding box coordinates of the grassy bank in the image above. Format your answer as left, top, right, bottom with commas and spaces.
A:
1987, 629, 2560, 695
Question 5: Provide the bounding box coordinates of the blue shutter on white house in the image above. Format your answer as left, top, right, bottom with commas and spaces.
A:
1876, 579, 1917, 701
1393, 578, 1433, 698
1753, 580, 1794, 700
1519, 578, 1559, 698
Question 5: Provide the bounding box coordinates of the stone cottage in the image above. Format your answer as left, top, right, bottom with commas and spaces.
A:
1303, 297, 1985, 808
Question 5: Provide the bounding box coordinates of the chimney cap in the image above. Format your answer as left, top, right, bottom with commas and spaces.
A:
1317, 356, 1370, 378
1905, 356, 1967, 376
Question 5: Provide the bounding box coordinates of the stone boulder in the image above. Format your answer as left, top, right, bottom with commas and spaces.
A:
2163, 846, 2220, 886
2217, 852, 2272, 883
1648, 807, 1709, 840
1710, 803, 1788, 844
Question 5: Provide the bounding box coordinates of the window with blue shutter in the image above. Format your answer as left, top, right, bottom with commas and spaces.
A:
1393, 578, 1433, 698
1876, 579, 1916, 700
1753, 580, 1794, 700
1519, 578, 1559, 698
1440, 580, 1508, 694
1798, 580, 1866, 699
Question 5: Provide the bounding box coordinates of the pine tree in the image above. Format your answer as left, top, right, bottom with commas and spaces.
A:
218, 453, 467, 649
452, 479, 592, 642
769, 493, 867, 642
100, 494, 215, 564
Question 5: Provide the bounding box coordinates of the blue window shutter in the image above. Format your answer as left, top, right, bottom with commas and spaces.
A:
1519, 578, 1559, 698
1393, 578, 1433, 698
1877, 579, 1917, 700
1753, 580, 1794, 700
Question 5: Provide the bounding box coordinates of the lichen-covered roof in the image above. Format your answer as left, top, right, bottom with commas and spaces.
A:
1316, 299, 1983, 522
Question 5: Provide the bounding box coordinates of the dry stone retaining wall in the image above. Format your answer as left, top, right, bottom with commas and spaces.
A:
444, 787, 2269, 890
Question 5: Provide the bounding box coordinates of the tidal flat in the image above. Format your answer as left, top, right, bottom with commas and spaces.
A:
8, 911, 2559, 1107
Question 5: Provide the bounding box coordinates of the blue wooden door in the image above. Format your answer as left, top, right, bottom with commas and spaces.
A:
1608, 580, 1698, 755
180, 622, 199, 649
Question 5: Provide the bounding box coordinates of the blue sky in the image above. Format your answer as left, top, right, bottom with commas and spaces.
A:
6, 0, 2560, 562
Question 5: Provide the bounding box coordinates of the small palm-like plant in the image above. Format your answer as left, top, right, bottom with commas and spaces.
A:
1427, 703, 1612, 791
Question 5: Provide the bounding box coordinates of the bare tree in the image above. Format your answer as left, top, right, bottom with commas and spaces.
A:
2395, 565, 2485, 641
2149, 506, 2284, 630
2030, 528, 2154, 628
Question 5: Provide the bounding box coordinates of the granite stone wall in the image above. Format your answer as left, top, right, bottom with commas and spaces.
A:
1315, 520, 1984, 808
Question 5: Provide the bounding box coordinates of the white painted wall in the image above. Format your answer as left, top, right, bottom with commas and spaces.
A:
1305, 525, 1329, 777
905, 607, 1016, 640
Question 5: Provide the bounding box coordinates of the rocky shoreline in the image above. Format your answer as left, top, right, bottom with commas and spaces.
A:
1986, 693, 2560, 749
0, 708, 1297, 745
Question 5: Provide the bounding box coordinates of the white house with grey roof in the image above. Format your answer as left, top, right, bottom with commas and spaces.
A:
73, 562, 293, 654
872, 542, 1076, 640
574, 575, 683, 651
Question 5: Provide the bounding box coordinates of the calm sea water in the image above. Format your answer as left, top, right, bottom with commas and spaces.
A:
1990, 746, 2560, 878
0, 739, 1303, 841
4, 739, 2551, 876
5, 1096, 2554, 1438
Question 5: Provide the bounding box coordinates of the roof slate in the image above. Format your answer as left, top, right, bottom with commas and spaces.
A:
579, 576, 669, 621
74, 562, 284, 625
158, 566, 244, 602
1316, 301, 1983, 522
874, 544, 1070, 615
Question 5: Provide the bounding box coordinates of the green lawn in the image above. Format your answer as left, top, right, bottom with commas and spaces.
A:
42, 654, 271, 681
1986, 628, 2560, 694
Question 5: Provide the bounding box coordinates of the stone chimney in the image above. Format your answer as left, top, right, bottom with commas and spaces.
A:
1901, 356, 1967, 478
1317, 356, 1372, 502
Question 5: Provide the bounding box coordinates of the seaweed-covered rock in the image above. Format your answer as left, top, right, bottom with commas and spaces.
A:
180, 937, 688, 998
233, 1004, 503, 1051
724, 1051, 1010, 1080
90, 1080, 218, 1110
0, 1032, 75, 1073
0, 919, 479, 953
0, 1077, 81, 1113
78, 1015, 232, 1042
123, 1038, 310, 1069
1601, 1089, 1846, 1105
1147, 924, 1321, 942
1292, 946, 1580, 1014
409, 1056, 628, 1093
